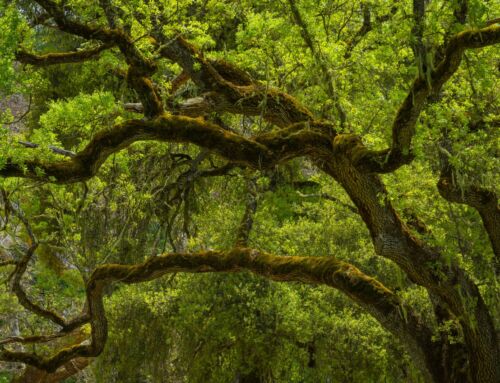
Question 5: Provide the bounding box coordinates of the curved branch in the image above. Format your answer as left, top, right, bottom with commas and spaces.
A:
0, 194, 90, 332
360, 24, 500, 173
0, 248, 438, 380
159, 37, 314, 128
10, 243, 68, 328
0, 115, 335, 183
12, 357, 91, 383
34, 0, 163, 117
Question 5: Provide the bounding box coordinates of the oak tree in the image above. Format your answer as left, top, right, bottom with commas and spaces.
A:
0, 0, 498, 382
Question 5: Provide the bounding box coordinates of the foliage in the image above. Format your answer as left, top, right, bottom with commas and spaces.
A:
0, 1, 499, 382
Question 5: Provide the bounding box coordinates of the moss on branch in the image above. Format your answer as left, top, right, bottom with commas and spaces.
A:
16, 44, 115, 66
1, 248, 435, 377
0, 116, 336, 183
360, 24, 500, 173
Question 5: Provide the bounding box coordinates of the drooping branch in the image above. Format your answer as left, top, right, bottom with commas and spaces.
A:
0, 248, 439, 381
360, 24, 500, 173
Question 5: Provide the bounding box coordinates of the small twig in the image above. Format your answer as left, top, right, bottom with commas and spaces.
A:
17, 140, 76, 157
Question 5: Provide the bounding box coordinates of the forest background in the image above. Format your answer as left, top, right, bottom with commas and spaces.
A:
0, 0, 498, 382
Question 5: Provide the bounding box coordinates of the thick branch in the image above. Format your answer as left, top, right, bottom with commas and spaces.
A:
159, 37, 313, 128
318, 152, 499, 382
12, 357, 91, 383
0, 115, 335, 183
16, 44, 114, 66
0, 248, 438, 380
360, 24, 500, 172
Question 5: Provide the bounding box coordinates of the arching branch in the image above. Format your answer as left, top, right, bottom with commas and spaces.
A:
0, 248, 438, 381
0, 116, 335, 183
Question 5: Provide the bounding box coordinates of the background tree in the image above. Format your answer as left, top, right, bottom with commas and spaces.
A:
0, 0, 498, 382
